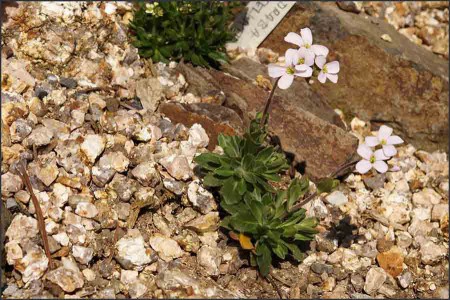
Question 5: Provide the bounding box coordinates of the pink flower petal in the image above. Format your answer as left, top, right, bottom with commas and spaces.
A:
373, 160, 388, 173
315, 55, 326, 69
300, 28, 313, 45
377, 125, 393, 141
382, 144, 397, 157
278, 74, 294, 89
365, 136, 379, 147
390, 165, 401, 172
356, 160, 372, 174
357, 144, 373, 160
304, 51, 315, 66
374, 149, 389, 161
298, 47, 308, 57
284, 32, 303, 47
317, 71, 327, 83
311, 44, 329, 57
387, 135, 404, 145
295, 64, 309, 71
294, 66, 312, 78
285, 48, 298, 66
268, 64, 286, 78
326, 73, 338, 83
326, 61, 340, 73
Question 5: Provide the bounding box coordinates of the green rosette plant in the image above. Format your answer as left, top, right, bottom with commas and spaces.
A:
129, 1, 242, 68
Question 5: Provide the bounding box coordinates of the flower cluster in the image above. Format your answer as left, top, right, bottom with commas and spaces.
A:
356, 125, 404, 174
145, 2, 163, 17
268, 28, 340, 89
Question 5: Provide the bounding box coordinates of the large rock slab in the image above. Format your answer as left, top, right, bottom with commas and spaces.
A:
175, 63, 358, 181
159, 102, 244, 150
260, 2, 449, 152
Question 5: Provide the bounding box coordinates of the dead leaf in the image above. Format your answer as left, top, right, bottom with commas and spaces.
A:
239, 233, 254, 250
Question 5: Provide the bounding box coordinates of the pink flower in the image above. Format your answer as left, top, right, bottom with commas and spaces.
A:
268, 49, 313, 89
365, 125, 404, 157
315, 56, 340, 83
294, 47, 315, 69
355, 144, 389, 174
284, 28, 329, 58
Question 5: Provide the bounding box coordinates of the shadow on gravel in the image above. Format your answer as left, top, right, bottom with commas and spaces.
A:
326, 214, 361, 248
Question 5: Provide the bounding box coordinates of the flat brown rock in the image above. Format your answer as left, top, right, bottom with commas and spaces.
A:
261, 2, 449, 152
176, 63, 358, 181
159, 102, 244, 150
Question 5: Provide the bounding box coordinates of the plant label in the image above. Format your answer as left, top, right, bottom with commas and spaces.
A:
228, 1, 295, 49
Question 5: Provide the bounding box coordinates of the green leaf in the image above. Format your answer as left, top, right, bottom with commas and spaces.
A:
220, 177, 242, 205
229, 210, 259, 234
236, 178, 247, 195
250, 252, 258, 267
220, 216, 232, 230
255, 147, 274, 163
202, 173, 223, 187
241, 154, 255, 171
287, 178, 309, 210
218, 134, 241, 158
220, 201, 246, 215
295, 217, 319, 234
194, 153, 221, 170
214, 166, 235, 177
277, 209, 306, 229
294, 233, 316, 241
317, 178, 340, 194
284, 242, 304, 261
256, 242, 272, 277
244, 195, 264, 225
272, 243, 288, 260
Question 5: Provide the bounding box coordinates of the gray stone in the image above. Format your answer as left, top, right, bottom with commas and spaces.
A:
336, 1, 362, 13
197, 245, 222, 276
149, 234, 184, 262
311, 262, 333, 274
187, 180, 217, 214
136, 78, 163, 112
364, 267, 387, 294
59, 77, 77, 89
325, 191, 349, 206
363, 173, 386, 190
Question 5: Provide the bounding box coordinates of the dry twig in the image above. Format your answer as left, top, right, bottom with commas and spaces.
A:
266, 274, 284, 299
107, 221, 121, 264
16, 161, 54, 269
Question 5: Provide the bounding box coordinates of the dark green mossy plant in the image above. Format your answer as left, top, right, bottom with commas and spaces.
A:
129, 1, 243, 69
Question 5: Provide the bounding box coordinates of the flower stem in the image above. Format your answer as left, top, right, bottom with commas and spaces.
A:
260, 78, 279, 129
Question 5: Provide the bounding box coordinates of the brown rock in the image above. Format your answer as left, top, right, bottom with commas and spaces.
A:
376, 237, 394, 253
376, 246, 404, 277
260, 2, 449, 152
159, 102, 244, 150
177, 63, 357, 181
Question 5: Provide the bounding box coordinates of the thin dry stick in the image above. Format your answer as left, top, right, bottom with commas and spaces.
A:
270, 268, 292, 287
107, 220, 121, 264
17, 162, 54, 269
266, 274, 284, 299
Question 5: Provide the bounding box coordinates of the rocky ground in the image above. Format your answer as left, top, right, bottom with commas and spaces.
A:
337, 1, 449, 60
1, 2, 449, 299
